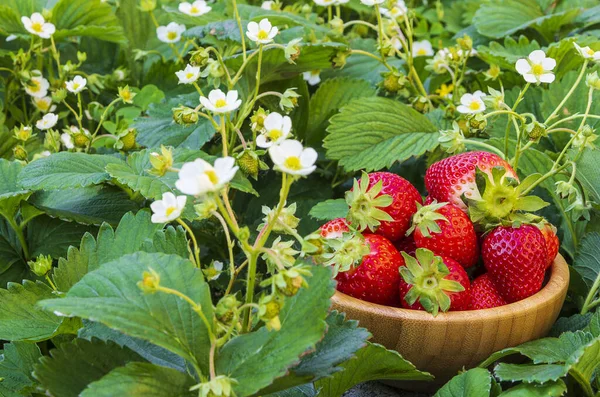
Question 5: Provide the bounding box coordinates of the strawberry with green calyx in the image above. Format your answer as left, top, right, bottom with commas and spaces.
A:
319, 218, 350, 239
407, 200, 479, 268
335, 234, 404, 306
346, 172, 422, 242
465, 167, 549, 230
540, 222, 559, 269
469, 274, 506, 310
482, 224, 547, 303
320, 232, 371, 276
399, 248, 470, 315
425, 151, 518, 212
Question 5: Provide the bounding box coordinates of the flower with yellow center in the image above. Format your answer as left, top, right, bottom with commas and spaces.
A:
257, 112, 292, 148
246, 18, 278, 44
24, 72, 50, 98
457, 91, 486, 115
21, 13, 55, 39
32, 96, 55, 113
175, 157, 239, 196
200, 89, 242, 114
515, 50, 556, 84
65, 75, 87, 94
179, 0, 211, 16
36, 112, 58, 130
175, 64, 201, 84
268, 139, 317, 176
412, 40, 433, 57
380, 0, 408, 18
150, 192, 187, 223
302, 70, 321, 86
156, 22, 186, 43
574, 42, 600, 61
435, 83, 453, 99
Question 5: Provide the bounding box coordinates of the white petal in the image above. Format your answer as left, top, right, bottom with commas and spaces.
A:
460, 94, 473, 106
539, 73, 555, 83
151, 214, 168, 223
208, 89, 225, 103
150, 200, 167, 214
528, 50, 546, 62
176, 195, 187, 209
281, 116, 292, 133
456, 105, 470, 114
268, 145, 286, 165
226, 90, 239, 104
515, 59, 531, 75
259, 18, 272, 32
264, 112, 283, 130
256, 134, 271, 148
162, 192, 177, 206
300, 147, 318, 167
541, 57, 556, 71
278, 139, 303, 156
268, 26, 278, 39
247, 21, 259, 35
523, 73, 538, 83
31, 13, 45, 24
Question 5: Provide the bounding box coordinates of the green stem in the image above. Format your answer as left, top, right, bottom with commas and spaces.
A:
253, 44, 264, 102
569, 368, 595, 397
232, 0, 247, 62
220, 116, 228, 157
7, 217, 29, 259
463, 139, 506, 159
342, 20, 378, 31
213, 211, 236, 295
242, 251, 259, 332
176, 218, 201, 268
545, 60, 589, 124
45, 275, 58, 291
503, 83, 530, 156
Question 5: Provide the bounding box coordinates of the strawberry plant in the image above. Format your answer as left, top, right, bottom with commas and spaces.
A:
1, 0, 600, 396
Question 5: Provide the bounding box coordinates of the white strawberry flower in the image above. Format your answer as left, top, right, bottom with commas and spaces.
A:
261, 1, 274, 9
32, 96, 56, 113
246, 18, 278, 44
313, 0, 336, 6
150, 192, 187, 223
360, 0, 385, 5
36, 113, 58, 130
457, 91, 486, 114
200, 89, 242, 113
178, 1, 211, 16
60, 133, 74, 149
157, 22, 186, 43
268, 139, 317, 176
23, 72, 49, 98
65, 75, 87, 94
574, 42, 600, 61
257, 112, 292, 148
21, 13, 55, 39
381, 0, 407, 18
175, 64, 201, 84
302, 70, 321, 86
412, 40, 433, 57
515, 50, 556, 84
335, 0, 350, 4
176, 157, 239, 196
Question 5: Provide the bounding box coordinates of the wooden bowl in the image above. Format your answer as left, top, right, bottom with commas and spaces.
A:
331, 254, 569, 390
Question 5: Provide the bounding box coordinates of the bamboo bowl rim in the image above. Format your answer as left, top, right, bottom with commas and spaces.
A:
332, 254, 569, 323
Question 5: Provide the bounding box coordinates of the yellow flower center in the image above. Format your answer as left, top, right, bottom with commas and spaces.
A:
31, 22, 43, 33
257, 30, 269, 40
186, 72, 195, 79
167, 31, 178, 40
587, 48, 595, 56
267, 129, 282, 141
469, 101, 481, 111
417, 48, 427, 56
283, 156, 302, 171
436, 84, 453, 98
36, 99, 50, 111
72, 83, 80, 90
29, 80, 41, 92
205, 170, 219, 184
190, 6, 199, 13
215, 99, 227, 108
165, 206, 177, 216
531, 63, 544, 76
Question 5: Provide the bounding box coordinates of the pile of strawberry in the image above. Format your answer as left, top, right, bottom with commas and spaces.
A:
311, 151, 559, 315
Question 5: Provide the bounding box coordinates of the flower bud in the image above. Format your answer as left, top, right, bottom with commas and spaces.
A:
468, 113, 487, 134
484, 64, 502, 81
250, 107, 268, 132
438, 122, 466, 154
112, 68, 127, 82
456, 34, 473, 52
118, 85, 136, 104
258, 294, 283, 331
193, 198, 218, 220
52, 88, 67, 103
137, 268, 160, 293
215, 295, 240, 324
581, 124, 594, 137
555, 180, 578, 200
172, 106, 199, 125
139, 0, 156, 12
77, 51, 87, 63
332, 50, 350, 69
13, 145, 28, 161
149, 145, 174, 176
525, 121, 547, 141
190, 48, 210, 67
260, 203, 300, 234
13, 125, 33, 141
284, 38, 302, 64
193, 376, 237, 397
118, 128, 137, 151
381, 71, 407, 93
28, 254, 53, 277
44, 130, 61, 152
329, 17, 344, 36
237, 149, 260, 179
279, 89, 300, 111
412, 96, 430, 113
72, 129, 91, 148
586, 71, 600, 90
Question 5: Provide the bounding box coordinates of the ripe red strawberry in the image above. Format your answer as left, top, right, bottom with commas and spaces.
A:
540, 223, 559, 269
394, 235, 417, 256
346, 172, 422, 242
398, 249, 470, 314
469, 274, 506, 310
336, 234, 404, 306
425, 151, 518, 212
482, 224, 547, 303
319, 218, 350, 239
408, 201, 478, 268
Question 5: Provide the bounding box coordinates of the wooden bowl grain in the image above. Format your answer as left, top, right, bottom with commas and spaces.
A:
331, 254, 569, 390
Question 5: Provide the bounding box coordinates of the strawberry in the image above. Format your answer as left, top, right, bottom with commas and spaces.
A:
407, 201, 478, 268
425, 151, 518, 212
398, 249, 470, 315
469, 274, 506, 310
335, 234, 404, 306
346, 172, 422, 242
319, 218, 350, 239
394, 235, 417, 256
540, 223, 559, 269
482, 224, 547, 303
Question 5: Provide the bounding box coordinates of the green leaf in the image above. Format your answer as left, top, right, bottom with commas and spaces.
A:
132, 85, 165, 111
0, 281, 65, 342
434, 368, 492, 397
133, 96, 217, 149
0, 159, 29, 218
29, 186, 139, 225
573, 232, 600, 293
18, 152, 124, 190
498, 380, 566, 397
324, 97, 438, 171
0, 342, 41, 397
494, 363, 568, 384
51, 0, 126, 43
584, 311, 600, 337
185, 19, 244, 43
33, 338, 144, 397
477, 36, 541, 70
81, 363, 195, 397
303, 78, 376, 147
52, 210, 163, 291
259, 311, 370, 394
216, 265, 334, 397
27, 215, 95, 259
472, 0, 543, 39
315, 342, 433, 397
550, 313, 592, 337
78, 320, 186, 372
308, 199, 349, 221
0, 218, 25, 279
574, 148, 600, 203
40, 252, 214, 375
